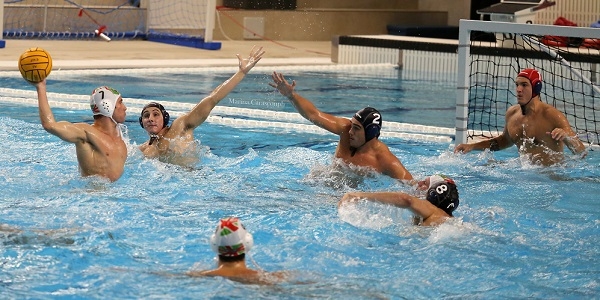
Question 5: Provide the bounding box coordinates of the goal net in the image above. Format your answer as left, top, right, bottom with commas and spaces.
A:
2, 0, 219, 49
455, 20, 600, 147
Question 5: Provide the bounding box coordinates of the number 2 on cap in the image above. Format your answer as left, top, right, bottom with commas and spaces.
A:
372, 113, 381, 125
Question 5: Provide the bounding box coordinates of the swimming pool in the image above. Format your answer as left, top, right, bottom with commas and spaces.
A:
0, 65, 599, 298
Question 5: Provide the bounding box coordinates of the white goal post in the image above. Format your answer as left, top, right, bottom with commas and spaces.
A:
456, 19, 600, 146
0, 2, 4, 47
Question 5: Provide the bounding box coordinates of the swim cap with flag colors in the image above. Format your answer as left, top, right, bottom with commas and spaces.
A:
210, 217, 254, 257
90, 86, 121, 119
353, 107, 382, 142
517, 68, 543, 98
426, 174, 459, 216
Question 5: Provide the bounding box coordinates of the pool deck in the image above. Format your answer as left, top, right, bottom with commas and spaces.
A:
0, 39, 333, 71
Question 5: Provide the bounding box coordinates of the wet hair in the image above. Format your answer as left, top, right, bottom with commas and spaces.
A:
139, 102, 170, 128
353, 107, 382, 143
426, 179, 459, 216
218, 254, 245, 262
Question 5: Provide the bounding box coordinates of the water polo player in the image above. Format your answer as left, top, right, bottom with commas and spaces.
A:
270, 72, 413, 182
351, 107, 382, 155
454, 68, 586, 166
185, 217, 289, 284
339, 174, 460, 226
138, 46, 265, 167
33, 80, 127, 182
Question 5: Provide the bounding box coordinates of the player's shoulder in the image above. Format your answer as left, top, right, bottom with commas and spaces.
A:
372, 139, 394, 154
374, 140, 404, 165
337, 118, 354, 135
75, 121, 94, 129
504, 105, 522, 119
539, 102, 567, 118
540, 101, 561, 112
506, 104, 521, 114
338, 115, 353, 125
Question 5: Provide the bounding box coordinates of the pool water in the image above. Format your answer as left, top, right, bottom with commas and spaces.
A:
0, 66, 599, 298
1, 65, 457, 128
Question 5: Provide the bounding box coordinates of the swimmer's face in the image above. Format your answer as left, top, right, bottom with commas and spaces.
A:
515, 76, 533, 104
112, 97, 127, 123
349, 118, 366, 148
141, 107, 164, 134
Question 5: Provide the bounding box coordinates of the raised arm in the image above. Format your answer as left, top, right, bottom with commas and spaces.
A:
178, 46, 265, 130
35, 80, 86, 143
270, 72, 348, 135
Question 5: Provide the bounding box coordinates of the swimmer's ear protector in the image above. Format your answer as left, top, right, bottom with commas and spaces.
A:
210, 217, 254, 257
426, 175, 459, 215
533, 80, 542, 96
354, 107, 382, 142
139, 102, 170, 129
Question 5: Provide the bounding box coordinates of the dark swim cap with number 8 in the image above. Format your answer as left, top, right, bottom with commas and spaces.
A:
426, 175, 459, 216
353, 107, 382, 142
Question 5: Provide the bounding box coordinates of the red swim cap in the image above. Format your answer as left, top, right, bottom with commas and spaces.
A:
517, 68, 543, 97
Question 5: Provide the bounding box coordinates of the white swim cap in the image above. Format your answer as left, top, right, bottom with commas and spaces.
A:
210, 217, 254, 257
90, 86, 121, 118
428, 175, 447, 189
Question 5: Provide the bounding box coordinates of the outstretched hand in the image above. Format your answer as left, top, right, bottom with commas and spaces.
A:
269, 72, 296, 98
453, 143, 473, 154
338, 193, 358, 208
238, 46, 265, 74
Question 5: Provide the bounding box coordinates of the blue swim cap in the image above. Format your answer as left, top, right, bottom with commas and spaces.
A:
353, 107, 382, 142
426, 175, 459, 215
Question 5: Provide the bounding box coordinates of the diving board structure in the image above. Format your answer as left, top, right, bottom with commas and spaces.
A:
476, 0, 555, 23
